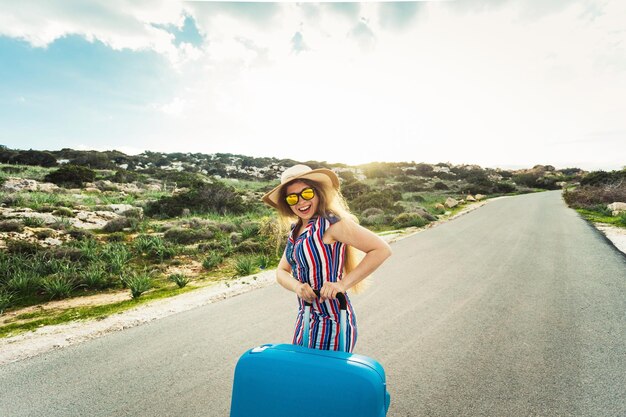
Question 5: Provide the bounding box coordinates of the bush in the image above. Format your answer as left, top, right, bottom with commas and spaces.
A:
22, 217, 46, 228
52, 207, 75, 217
35, 229, 55, 240
169, 273, 189, 288
433, 181, 449, 190
0, 289, 14, 314
202, 253, 223, 270
11, 150, 57, 167
44, 165, 96, 188
0, 220, 25, 233
80, 263, 111, 290
47, 246, 85, 262
145, 181, 246, 218
6, 239, 40, 255
257, 254, 270, 269
120, 207, 143, 219
235, 256, 256, 276
580, 170, 626, 187
392, 212, 428, 228
133, 234, 178, 261
240, 222, 260, 240
236, 240, 262, 253
66, 229, 95, 241
103, 217, 131, 233
351, 189, 402, 213
111, 170, 145, 184
106, 232, 127, 242
41, 275, 76, 299
164, 227, 214, 244
7, 271, 40, 295
123, 271, 152, 299
563, 184, 626, 209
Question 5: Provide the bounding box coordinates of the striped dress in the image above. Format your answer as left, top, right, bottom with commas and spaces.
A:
285, 214, 358, 352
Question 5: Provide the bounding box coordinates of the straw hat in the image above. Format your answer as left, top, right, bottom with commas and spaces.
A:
262, 164, 340, 209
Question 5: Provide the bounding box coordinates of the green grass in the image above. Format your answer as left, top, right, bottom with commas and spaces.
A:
0, 284, 198, 338
0, 164, 53, 181
576, 209, 626, 227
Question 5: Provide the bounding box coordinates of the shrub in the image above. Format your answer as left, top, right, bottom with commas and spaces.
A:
164, 227, 214, 244
351, 189, 402, 213
237, 240, 262, 253
240, 222, 260, 240
6, 239, 40, 255
101, 242, 132, 275
52, 207, 75, 217
124, 272, 152, 299
103, 217, 131, 233
145, 181, 246, 218
235, 256, 256, 277
133, 234, 178, 261
7, 271, 40, 295
22, 217, 46, 228
120, 207, 143, 219
47, 246, 85, 262
41, 275, 76, 299
433, 181, 449, 191
0, 289, 14, 314
80, 263, 111, 290
106, 232, 127, 242
202, 253, 223, 270
44, 164, 96, 188
563, 184, 626, 209
112, 170, 145, 184
493, 182, 517, 194
392, 212, 428, 228
169, 273, 189, 288
580, 170, 626, 187
35, 229, 55, 240
361, 212, 391, 227
66, 229, 95, 241
361, 208, 384, 217
0, 220, 25, 233
51, 217, 73, 231
257, 254, 270, 269
11, 150, 57, 167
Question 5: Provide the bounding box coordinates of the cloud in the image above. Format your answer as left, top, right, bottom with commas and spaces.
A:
349, 20, 376, 52
0, 0, 199, 66
378, 2, 424, 31
326, 3, 360, 19
291, 31, 308, 54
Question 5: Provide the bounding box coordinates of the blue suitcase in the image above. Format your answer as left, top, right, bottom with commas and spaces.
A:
230, 293, 390, 417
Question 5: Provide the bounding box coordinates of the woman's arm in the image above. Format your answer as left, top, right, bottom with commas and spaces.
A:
320, 217, 392, 300
276, 251, 317, 303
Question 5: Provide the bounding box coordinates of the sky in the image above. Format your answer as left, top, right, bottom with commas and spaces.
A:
0, 0, 625, 171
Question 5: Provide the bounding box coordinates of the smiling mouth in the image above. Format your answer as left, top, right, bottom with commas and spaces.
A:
298, 205, 311, 213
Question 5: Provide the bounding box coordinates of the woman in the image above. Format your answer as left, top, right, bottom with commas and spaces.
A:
262, 164, 392, 352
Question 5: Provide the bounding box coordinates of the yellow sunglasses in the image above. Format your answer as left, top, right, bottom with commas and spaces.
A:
285, 187, 316, 206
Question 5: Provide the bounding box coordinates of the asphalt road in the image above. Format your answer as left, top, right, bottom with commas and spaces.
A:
1, 190, 625, 416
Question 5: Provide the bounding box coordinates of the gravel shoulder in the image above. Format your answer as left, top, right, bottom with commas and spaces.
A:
1, 197, 624, 366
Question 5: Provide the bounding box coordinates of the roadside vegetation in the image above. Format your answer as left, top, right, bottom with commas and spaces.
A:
563, 169, 626, 227
0, 145, 587, 336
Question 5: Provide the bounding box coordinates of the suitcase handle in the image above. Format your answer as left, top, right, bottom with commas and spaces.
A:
302, 290, 348, 352
304, 290, 347, 310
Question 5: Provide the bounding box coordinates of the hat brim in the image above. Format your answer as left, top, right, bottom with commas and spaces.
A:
262, 168, 340, 209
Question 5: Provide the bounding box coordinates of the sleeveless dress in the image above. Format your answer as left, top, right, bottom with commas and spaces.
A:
285, 214, 358, 352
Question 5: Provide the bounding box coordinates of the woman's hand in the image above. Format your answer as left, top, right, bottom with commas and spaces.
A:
296, 282, 317, 303
320, 281, 346, 301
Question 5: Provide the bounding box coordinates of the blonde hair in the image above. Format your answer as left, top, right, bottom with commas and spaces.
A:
276, 178, 369, 294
